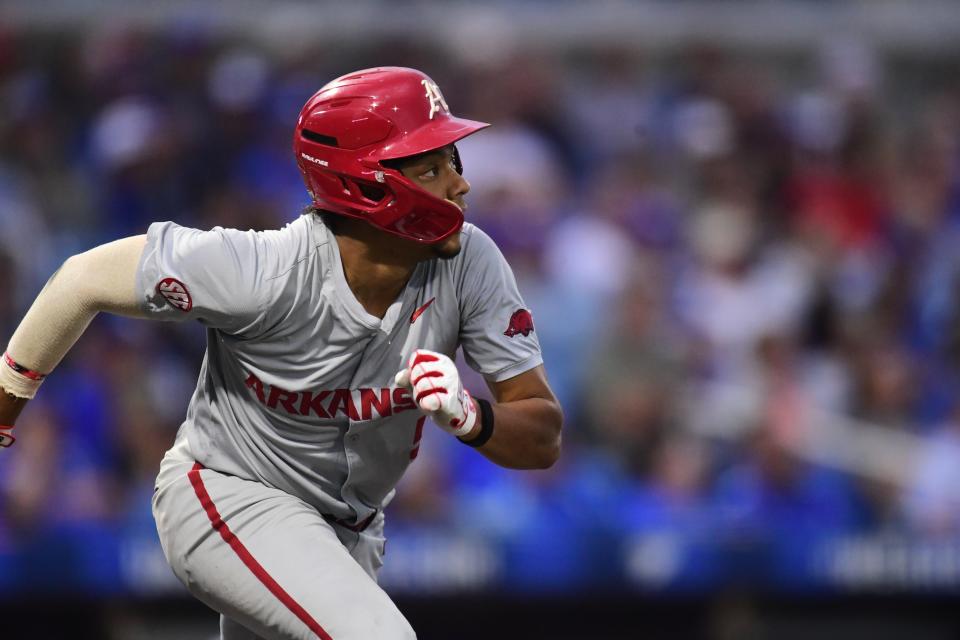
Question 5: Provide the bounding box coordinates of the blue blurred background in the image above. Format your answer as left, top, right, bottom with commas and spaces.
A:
2, 1, 960, 638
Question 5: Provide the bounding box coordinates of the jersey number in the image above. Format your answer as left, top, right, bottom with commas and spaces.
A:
409, 416, 426, 460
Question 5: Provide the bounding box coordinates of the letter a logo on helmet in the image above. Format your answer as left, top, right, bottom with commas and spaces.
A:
293, 67, 489, 244
421, 79, 449, 119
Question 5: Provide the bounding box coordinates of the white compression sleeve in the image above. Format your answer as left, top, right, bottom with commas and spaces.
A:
1, 235, 148, 398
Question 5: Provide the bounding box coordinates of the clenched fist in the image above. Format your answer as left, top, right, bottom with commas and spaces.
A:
395, 349, 477, 438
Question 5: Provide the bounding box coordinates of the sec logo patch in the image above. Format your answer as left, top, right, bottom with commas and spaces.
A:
157, 277, 193, 312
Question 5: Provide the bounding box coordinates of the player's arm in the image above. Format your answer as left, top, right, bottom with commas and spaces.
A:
396, 354, 562, 470
469, 365, 562, 469
0, 236, 147, 445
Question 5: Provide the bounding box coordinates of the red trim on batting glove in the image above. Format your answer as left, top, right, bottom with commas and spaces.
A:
187, 463, 334, 640
410, 352, 439, 367
415, 388, 447, 403
0, 427, 15, 448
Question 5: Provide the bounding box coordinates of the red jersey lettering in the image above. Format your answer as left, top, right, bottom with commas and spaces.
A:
245, 373, 266, 404
409, 416, 426, 460
267, 386, 300, 415
299, 390, 332, 418
393, 387, 417, 412
327, 389, 360, 421
245, 371, 418, 420
360, 388, 392, 420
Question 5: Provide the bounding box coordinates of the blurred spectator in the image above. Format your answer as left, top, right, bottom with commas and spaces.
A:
676, 199, 816, 381
582, 270, 688, 477
904, 402, 960, 537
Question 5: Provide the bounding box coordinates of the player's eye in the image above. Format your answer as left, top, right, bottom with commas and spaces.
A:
420, 166, 439, 179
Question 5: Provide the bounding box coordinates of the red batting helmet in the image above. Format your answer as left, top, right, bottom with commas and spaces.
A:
294, 67, 489, 244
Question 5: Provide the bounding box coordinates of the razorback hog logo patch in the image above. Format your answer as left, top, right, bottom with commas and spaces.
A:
157, 278, 192, 312
504, 309, 535, 338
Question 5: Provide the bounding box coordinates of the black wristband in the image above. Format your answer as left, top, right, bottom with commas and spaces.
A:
459, 397, 494, 448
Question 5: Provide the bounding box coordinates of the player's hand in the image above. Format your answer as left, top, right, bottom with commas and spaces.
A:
395, 349, 478, 437
0, 426, 15, 448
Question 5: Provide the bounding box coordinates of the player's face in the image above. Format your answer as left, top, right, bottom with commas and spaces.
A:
396, 145, 470, 259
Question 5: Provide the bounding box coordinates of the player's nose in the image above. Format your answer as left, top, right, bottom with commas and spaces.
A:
449, 172, 470, 200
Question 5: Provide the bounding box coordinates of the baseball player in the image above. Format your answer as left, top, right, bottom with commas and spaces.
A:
0, 67, 562, 639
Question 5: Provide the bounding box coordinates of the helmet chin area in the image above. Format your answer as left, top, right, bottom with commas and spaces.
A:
381, 208, 463, 244
304, 168, 463, 244
369, 171, 464, 243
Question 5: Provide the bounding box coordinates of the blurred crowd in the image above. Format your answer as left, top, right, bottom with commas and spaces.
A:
1, 23, 960, 594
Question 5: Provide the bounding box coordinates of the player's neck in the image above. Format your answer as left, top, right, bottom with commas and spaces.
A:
329, 219, 421, 318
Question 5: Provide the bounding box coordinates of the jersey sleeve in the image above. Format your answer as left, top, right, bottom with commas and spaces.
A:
457, 225, 543, 382
136, 221, 285, 335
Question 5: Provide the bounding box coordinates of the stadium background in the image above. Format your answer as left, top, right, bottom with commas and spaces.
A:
2, 1, 960, 638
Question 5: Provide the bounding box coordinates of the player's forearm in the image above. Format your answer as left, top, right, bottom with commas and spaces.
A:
467, 396, 562, 470
0, 392, 28, 425
1, 236, 147, 420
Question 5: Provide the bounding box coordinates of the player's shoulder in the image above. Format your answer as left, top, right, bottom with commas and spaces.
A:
303, 211, 334, 249
440, 222, 511, 298
147, 214, 323, 278
148, 213, 315, 246
257, 212, 322, 253
232, 213, 325, 262
456, 222, 503, 264
459, 221, 490, 245
248, 213, 333, 282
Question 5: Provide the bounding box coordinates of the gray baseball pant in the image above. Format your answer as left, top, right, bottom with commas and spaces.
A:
152, 446, 415, 640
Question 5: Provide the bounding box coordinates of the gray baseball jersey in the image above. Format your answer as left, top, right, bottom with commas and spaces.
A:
137, 213, 541, 526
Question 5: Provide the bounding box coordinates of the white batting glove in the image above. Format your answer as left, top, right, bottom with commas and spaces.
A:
395, 349, 478, 437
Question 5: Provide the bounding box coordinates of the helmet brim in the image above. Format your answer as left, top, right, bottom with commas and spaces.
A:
374, 116, 490, 161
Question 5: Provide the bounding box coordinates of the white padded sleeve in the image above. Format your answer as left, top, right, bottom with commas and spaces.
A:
1, 235, 146, 398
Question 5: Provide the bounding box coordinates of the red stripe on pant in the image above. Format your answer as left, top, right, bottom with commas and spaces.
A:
187, 462, 334, 640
